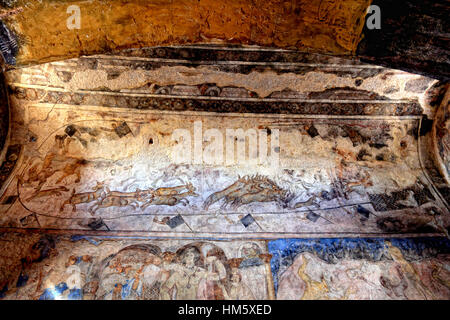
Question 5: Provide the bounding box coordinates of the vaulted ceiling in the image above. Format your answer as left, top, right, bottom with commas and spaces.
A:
0, 0, 449, 301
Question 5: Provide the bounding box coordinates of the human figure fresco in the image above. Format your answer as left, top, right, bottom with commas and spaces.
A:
96, 273, 126, 300
219, 269, 255, 300
379, 265, 409, 299
3, 236, 449, 300
140, 255, 166, 300
159, 247, 220, 300
89, 243, 236, 300
296, 255, 329, 300
429, 260, 450, 290
237, 242, 267, 299
95, 247, 146, 300
197, 246, 227, 300
39, 255, 90, 300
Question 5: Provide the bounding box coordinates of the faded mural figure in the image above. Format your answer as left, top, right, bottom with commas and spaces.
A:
21, 135, 86, 199
197, 246, 227, 300
237, 242, 266, 299
276, 252, 379, 300
385, 244, 436, 300
60, 181, 108, 213
219, 269, 255, 300
64, 265, 84, 299
97, 273, 124, 300
430, 260, 450, 290
141, 183, 199, 209
159, 247, 219, 300
296, 255, 329, 300
379, 265, 409, 299
276, 253, 308, 300
39, 255, 91, 300
273, 238, 450, 300
140, 255, 166, 300
89, 190, 141, 215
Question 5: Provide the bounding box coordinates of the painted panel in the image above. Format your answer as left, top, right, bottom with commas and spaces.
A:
0, 235, 273, 300
0, 104, 447, 238
269, 237, 450, 300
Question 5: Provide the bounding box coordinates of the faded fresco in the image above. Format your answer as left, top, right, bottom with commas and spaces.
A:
0, 45, 448, 300
1, 46, 445, 240
270, 237, 450, 300
0, 100, 447, 237
0, 235, 272, 300
1, 235, 449, 300
0, 106, 446, 237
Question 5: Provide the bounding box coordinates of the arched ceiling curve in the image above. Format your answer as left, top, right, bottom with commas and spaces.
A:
1, 0, 371, 67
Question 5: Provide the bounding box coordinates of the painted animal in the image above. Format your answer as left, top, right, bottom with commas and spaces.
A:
23, 135, 86, 193
53, 158, 86, 184
140, 183, 198, 209
22, 155, 86, 197
89, 194, 140, 215
21, 162, 55, 188
60, 182, 109, 212
203, 175, 287, 210
88, 188, 154, 214
107, 189, 151, 201
294, 196, 317, 209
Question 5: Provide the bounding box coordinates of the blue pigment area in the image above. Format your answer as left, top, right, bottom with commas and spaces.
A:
268, 237, 450, 294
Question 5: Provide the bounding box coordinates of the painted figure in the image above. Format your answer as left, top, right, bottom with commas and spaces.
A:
159, 248, 218, 300
219, 269, 255, 300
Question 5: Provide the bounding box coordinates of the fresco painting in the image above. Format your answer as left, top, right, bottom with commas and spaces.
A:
269, 238, 450, 300
0, 45, 447, 301
0, 236, 273, 300
0, 104, 447, 238
0, 235, 448, 300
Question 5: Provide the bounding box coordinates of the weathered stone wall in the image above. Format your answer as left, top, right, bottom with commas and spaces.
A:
1, 0, 370, 67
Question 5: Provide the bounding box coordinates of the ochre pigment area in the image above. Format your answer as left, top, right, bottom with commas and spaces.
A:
2, 0, 371, 67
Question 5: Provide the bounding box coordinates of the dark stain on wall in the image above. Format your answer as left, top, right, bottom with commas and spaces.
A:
357, 0, 450, 81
